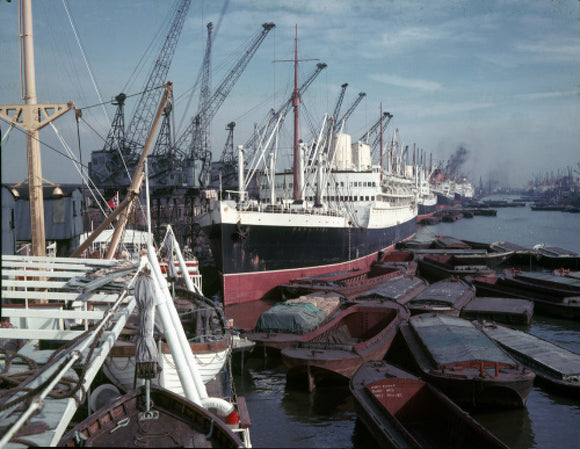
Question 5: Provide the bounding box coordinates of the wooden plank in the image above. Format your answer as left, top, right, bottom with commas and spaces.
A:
86, 293, 130, 303
3, 291, 83, 301
1, 261, 97, 271
2, 279, 69, 289
0, 328, 86, 340
3, 308, 105, 320
237, 396, 252, 429
2, 255, 119, 267
3, 291, 124, 303
2, 269, 87, 279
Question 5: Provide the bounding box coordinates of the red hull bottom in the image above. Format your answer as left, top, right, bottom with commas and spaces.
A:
416, 211, 437, 222
222, 241, 410, 329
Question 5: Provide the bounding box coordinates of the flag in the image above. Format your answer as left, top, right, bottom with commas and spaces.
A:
107, 192, 119, 209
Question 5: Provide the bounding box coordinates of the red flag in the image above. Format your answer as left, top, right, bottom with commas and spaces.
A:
107, 193, 118, 209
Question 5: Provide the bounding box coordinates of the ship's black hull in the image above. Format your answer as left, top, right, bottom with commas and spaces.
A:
205, 217, 417, 276
418, 202, 437, 217
199, 215, 417, 312
436, 193, 456, 208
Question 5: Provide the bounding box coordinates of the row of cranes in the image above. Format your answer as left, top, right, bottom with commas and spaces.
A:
87, 0, 435, 213
88, 0, 276, 192
87, 0, 379, 198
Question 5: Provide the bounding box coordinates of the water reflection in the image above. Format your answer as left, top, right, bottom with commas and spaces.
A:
235, 356, 358, 448
472, 399, 534, 449
351, 418, 381, 448
281, 384, 354, 423
530, 315, 580, 353
525, 387, 580, 448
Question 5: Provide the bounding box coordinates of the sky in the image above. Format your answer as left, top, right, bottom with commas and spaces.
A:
1, 0, 579, 189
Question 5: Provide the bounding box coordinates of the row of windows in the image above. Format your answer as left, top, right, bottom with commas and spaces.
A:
262, 196, 376, 204
266, 181, 379, 189
323, 196, 375, 202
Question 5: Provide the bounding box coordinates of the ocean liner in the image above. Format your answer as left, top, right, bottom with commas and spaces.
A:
195, 31, 417, 309
432, 179, 456, 208
416, 165, 437, 220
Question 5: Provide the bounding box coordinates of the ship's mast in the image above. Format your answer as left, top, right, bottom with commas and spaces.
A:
274, 25, 318, 201
292, 26, 300, 200
0, 0, 74, 256
380, 102, 384, 180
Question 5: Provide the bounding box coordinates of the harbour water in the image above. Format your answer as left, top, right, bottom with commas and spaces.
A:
231, 196, 580, 448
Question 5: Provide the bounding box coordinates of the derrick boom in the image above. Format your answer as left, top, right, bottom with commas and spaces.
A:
125, 0, 191, 154
334, 91, 366, 133
175, 22, 276, 187
241, 62, 327, 165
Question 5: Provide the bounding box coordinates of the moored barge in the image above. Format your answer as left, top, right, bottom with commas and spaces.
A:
281, 302, 409, 390
399, 314, 535, 409
350, 361, 509, 449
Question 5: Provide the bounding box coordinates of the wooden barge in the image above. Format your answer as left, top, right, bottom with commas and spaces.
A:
281, 302, 409, 391
406, 278, 476, 316
460, 297, 534, 326
244, 292, 344, 356
354, 275, 429, 304
471, 270, 580, 319
278, 264, 405, 300
349, 361, 509, 449
417, 254, 495, 283
399, 314, 535, 409
533, 244, 580, 270
476, 321, 580, 397
376, 250, 418, 275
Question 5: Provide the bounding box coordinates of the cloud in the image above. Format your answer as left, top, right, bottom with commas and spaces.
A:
369, 73, 441, 92
514, 90, 578, 101
514, 36, 580, 64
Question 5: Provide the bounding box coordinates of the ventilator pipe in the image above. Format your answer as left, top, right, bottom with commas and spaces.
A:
147, 245, 209, 400
238, 145, 245, 201
145, 252, 201, 404
201, 397, 240, 426
269, 152, 276, 205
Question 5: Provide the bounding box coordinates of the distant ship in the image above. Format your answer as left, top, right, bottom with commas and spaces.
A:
416, 167, 437, 220
454, 176, 475, 203
432, 180, 456, 209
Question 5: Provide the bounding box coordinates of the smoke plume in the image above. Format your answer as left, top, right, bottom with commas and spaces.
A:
446, 145, 469, 178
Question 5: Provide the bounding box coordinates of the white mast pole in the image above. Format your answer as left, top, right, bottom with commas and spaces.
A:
22, 0, 43, 257
0, 0, 74, 257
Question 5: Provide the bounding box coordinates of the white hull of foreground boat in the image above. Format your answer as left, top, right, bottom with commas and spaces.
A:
103, 344, 230, 395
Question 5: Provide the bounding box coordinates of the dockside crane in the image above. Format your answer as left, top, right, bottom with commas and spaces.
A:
175, 22, 276, 187
334, 91, 366, 133
90, 0, 191, 189
316, 83, 348, 157
332, 83, 349, 127
148, 20, 214, 188
209, 121, 237, 190
359, 111, 393, 163
221, 121, 236, 165
187, 22, 214, 179
147, 101, 175, 185
124, 0, 191, 159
